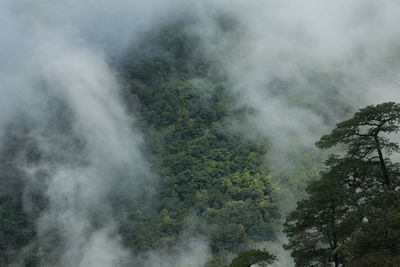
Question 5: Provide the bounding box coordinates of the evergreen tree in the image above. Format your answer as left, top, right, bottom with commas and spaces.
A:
285, 102, 400, 266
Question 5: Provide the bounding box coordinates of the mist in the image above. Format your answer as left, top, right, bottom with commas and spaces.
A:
187, 1, 400, 264
191, 0, 400, 141
0, 0, 205, 266
2, 0, 400, 266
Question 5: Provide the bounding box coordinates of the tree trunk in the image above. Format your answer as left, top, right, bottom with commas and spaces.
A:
374, 135, 390, 187
334, 254, 339, 267
331, 202, 339, 267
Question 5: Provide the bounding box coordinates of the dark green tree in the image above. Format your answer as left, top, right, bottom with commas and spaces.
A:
316, 102, 400, 188
285, 102, 400, 266
316, 102, 400, 265
227, 249, 276, 267
284, 160, 361, 267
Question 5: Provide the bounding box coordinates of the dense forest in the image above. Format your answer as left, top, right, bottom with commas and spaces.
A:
1, 21, 283, 266
0, 19, 323, 266
117, 23, 280, 266
1, 2, 400, 267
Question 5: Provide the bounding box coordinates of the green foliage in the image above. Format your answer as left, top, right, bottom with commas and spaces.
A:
119, 22, 279, 265
344, 190, 400, 266
227, 249, 276, 267
285, 102, 400, 266
316, 102, 400, 150
284, 159, 361, 266
0, 125, 43, 266
0, 196, 36, 266
0, 20, 280, 267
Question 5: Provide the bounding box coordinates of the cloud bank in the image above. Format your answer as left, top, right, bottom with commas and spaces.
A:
2, 1, 400, 266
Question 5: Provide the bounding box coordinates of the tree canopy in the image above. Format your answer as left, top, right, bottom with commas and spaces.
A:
285, 102, 400, 266
227, 249, 276, 267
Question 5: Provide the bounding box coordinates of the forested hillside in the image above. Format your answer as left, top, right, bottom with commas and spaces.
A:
0, 21, 283, 266
0, 19, 328, 267
2, 2, 400, 267
117, 22, 280, 265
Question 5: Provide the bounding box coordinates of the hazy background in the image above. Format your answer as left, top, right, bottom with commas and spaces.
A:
1, 0, 400, 266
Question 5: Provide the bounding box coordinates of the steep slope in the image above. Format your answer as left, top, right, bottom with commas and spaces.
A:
118, 22, 280, 265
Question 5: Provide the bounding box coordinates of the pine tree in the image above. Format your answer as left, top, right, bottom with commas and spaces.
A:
285, 102, 400, 266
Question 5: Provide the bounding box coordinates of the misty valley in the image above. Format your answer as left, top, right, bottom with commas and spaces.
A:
1, 1, 400, 267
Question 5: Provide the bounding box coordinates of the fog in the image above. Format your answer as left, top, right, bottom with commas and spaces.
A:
0, 0, 195, 266
2, 0, 400, 266
191, 1, 400, 264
